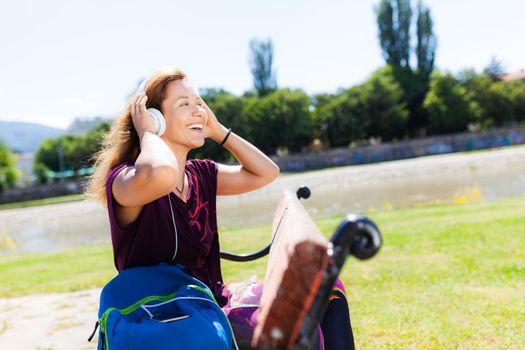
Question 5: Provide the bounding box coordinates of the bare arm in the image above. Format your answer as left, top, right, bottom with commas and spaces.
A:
112, 93, 180, 208
203, 104, 280, 196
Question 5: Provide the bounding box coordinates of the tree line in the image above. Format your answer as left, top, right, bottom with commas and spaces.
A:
0, 0, 523, 188
26, 65, 525, 184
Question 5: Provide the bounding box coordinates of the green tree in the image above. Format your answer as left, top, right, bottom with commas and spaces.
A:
361, 66, 409, 140
489, 80, 525, 125
0, 140, 18, 191
191, 89, 247, 161
376, 0, 412, 68
424, 72, 479, 134
483, 56, 505, 81
459, 70, 499, 128
34, 138, 64, 175
80, 120, 111, 168
376, 0, 437, 135
313, 66, 408, 146
243, 89, 314, 154
313, 89, 365, 148
33, 121, 110, 182
249, 38, 277, 97
500, 80, 525, 123
416, 0, 436, 80
33, 162, 50, 184
460, 70, 525, 127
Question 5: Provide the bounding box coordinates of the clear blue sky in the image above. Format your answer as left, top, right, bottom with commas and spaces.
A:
0, 0, 522, 129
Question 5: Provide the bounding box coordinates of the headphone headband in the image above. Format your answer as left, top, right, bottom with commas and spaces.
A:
136, 78, 149, 94
133, 77, 166, 136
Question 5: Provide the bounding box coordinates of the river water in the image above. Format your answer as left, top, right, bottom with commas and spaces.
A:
1, 146, 524, 255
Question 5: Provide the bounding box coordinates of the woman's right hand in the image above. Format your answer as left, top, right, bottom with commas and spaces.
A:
130, 92, 157, 138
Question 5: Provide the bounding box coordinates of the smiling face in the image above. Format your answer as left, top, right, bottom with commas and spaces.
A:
160, 79, 208, 150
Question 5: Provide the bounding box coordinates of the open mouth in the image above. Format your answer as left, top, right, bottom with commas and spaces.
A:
187, 124, 204, 133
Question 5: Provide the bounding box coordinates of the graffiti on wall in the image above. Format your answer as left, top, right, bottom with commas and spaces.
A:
277, 128, 525, 172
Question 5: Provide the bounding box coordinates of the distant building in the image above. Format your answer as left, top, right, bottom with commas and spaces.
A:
498, 69, 525, 83
14, 152, 35, 186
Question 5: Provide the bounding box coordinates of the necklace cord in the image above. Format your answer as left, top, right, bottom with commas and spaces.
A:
175, 172, 185, 194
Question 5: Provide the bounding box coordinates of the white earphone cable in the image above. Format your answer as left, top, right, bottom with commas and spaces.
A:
168, 193, 178, 260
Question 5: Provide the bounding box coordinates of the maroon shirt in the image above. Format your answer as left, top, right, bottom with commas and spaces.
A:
106, 159, 227, 305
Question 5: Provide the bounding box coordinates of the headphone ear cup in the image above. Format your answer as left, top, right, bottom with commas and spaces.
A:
147, 108, 166, 136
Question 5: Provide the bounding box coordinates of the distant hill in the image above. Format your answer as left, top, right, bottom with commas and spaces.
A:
0, 121, 65, 153
66, 116, 112, 135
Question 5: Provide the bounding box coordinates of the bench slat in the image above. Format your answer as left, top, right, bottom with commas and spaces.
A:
252, 191, 329, 349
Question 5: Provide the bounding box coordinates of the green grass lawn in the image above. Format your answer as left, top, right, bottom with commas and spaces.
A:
1, 196, 524, 349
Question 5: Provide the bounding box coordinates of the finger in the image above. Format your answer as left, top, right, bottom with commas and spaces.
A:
130, 93, 141, 104
131, 93, 142, 113
133, 93, 145, 117
202, 103, 212, 121
129, 94, 140, 115
139, 95, 148, 114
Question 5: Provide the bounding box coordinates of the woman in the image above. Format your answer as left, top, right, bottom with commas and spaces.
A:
87, 67, 354, 349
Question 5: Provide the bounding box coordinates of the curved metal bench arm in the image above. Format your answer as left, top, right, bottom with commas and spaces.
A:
219, 186, 311, 262
219, 245, 272, 262
219, 186, 382, 263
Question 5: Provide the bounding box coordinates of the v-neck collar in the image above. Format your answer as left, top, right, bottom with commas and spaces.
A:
172, 170, 193, 205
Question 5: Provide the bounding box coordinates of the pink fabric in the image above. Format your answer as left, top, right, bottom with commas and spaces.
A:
332, 278, 347, 296
222, 277, 346, 348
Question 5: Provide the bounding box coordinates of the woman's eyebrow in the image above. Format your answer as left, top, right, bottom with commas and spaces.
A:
176, 96, 202, 101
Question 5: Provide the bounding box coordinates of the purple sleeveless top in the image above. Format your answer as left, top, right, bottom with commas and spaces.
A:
106, 159, 228, 305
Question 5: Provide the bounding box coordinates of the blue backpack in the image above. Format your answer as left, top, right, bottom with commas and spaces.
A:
94, 263, 237, 350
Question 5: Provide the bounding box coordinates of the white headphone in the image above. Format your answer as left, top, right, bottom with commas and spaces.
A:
136, 79, 167, 136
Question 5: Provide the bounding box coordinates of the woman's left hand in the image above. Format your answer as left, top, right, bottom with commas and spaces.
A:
202, 101, 229, 143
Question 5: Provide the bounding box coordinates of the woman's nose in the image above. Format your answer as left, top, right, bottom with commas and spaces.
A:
193, 104, 205, 115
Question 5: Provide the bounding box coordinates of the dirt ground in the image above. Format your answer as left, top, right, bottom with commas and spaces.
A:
0, 289, 99, 350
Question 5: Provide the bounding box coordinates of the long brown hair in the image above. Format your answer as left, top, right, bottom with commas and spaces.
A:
85, 67, 187, 206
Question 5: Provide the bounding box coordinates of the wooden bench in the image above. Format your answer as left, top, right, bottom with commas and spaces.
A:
252, 190, 328, 349
221, 187, 382, 349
